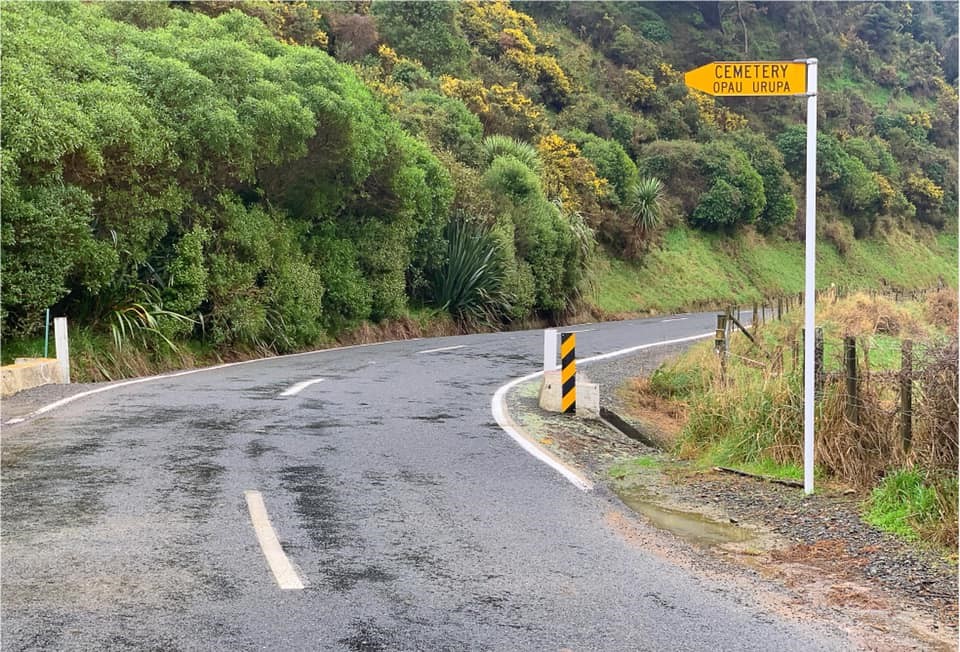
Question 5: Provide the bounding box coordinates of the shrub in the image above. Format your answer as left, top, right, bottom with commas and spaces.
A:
310, 230, 372, 334
326, 12, 379, 61
430, 218, 512, 325
536, 133, 611, 212
628, 177, 664, 235
401, 91, 484, 165
689, 143, 765, 229
511, 200, 584, 313
730, 131, 798, 233
482, 134, 542, 172
691, 179, 742, 229
904, 172, 945, 225
484, 155, 543, 203
564, 129, 638, 203
637, 140, 703, 213
489, 217, 536, 320
164, 226, 210, 317
371, 0, 470, 74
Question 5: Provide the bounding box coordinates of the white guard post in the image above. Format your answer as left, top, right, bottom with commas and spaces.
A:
802, 58, 818, 495
54, 317, 70, 385
543, 328, 559, 372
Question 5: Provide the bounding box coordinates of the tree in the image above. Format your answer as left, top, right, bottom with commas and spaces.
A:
371, 1, 470, 74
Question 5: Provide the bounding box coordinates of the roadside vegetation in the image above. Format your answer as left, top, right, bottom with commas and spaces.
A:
2, 1, 957, 383
632, 290, 958, 550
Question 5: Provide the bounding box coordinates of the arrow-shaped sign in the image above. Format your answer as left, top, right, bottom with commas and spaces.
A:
684, 61, 807, 96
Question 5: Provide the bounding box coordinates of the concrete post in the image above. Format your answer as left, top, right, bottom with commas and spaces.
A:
54, 317, 70, 384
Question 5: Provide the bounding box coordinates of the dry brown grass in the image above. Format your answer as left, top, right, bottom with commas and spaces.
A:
819, 292, 924, 338
620, 377, 687, 446
814, 380, 907, 488
923, 288, 959, 335
910, 340, 959, 473
334, 314, 462, 345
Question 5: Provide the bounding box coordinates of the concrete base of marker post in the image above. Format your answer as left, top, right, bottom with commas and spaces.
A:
539, 371, 600, 418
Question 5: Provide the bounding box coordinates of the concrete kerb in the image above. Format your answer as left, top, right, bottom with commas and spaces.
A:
1, 358, 64, 398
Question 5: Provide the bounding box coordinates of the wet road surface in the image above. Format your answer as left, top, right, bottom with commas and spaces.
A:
1, 314, 851, 650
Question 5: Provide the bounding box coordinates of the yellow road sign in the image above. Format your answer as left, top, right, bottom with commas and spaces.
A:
684, 61, 807, 96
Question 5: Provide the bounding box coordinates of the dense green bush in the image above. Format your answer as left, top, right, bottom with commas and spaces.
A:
309, 227, 372, 333
484, 156, 543, 203
564, 129, 637, 203
371, 0, 470, 74
691, 179, 742, 229
777, 126, 885, 235
641, 140, 764, 230
1, 2, 452, 347
400, 90, 484, 164
729, 131, 798, 233
511, 200, 583, 313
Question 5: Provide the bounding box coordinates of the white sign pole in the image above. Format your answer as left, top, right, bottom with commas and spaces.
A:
803, 58, 818, 495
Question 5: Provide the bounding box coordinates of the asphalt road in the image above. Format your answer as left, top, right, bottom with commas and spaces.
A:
1, 313, 849, 651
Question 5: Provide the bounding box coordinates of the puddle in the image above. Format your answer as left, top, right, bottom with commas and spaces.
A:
617, 488, 754, 547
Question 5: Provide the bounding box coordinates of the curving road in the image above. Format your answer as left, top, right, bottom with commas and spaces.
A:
1, 313, 848, 651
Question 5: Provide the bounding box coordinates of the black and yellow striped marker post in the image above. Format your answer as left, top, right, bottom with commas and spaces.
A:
560, 332, 576, 414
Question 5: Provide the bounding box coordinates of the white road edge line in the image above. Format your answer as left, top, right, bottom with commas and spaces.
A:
279, 378, 325, 397
491, 331, 713, 492
2, 339, 405, 426
417, 345, 467, 354
660, 318, 688, 323
244, 490, 305, 590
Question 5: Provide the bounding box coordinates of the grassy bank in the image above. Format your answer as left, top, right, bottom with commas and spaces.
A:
592, 226, 957, 316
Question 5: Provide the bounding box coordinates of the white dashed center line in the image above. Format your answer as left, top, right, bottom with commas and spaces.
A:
244, 491, 304, 590
417, 345, 467, 354
279, 378, 325, 397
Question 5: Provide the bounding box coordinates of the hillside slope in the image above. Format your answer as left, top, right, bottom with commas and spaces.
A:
1, 1, 956, 365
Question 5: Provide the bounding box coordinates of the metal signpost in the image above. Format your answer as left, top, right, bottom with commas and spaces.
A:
685, 59, 818, 494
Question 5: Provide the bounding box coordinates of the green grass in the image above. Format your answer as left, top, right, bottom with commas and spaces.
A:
820, 333, 904, 373
1, 336, 50, 365
593, 227, 760, 314
608, 455, 662, 479
864, 469, 942, 541
592, 225, 957, 316
707, 452, 808, 482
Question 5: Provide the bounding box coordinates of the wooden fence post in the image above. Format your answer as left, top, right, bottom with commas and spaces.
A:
716, 314, 728, 386
844, 336, 858, 424
901, 339, 913, 451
